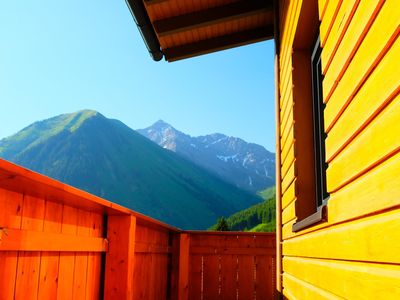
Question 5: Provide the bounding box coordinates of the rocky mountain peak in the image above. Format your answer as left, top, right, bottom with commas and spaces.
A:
138, 122, 275, 193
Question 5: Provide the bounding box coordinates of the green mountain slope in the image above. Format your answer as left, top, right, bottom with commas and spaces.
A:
210, 186, 276, 232
0, 110, 262, 229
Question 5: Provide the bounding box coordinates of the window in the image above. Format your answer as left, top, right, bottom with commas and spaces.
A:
311, 35, 329, 208
289, 1, 328, 232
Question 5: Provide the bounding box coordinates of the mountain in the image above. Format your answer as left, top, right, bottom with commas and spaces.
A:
209, 186, 276, 232
138, 120, 275, 193
0, 110, 262, 229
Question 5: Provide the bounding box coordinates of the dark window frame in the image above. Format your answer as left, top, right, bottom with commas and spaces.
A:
292, 33, 329, 232
310, 34, 329, 208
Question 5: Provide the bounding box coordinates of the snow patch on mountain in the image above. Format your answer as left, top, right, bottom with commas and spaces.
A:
217, 154, 239, 162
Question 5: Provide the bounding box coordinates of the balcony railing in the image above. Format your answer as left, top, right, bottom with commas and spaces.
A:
0, 159, 276, 299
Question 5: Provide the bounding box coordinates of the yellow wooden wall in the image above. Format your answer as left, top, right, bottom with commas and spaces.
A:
277, 0, 400, 298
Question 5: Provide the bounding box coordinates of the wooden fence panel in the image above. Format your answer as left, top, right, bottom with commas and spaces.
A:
132, 222, 171, 300
0, 188, 23, 300
57, 205, 78, 300
37, 200, 63, 299
187, 232, 276, 300
15, 195, 45, 300
0, 190, 106, 300
203, 255, 220, 300
0, 159, 276, 300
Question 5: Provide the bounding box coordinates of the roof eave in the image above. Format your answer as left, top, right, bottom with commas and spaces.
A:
125, 0, 164, 61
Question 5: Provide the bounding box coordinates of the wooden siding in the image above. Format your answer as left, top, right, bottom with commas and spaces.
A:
277, 0, 400, 298
0, 159, 276, 299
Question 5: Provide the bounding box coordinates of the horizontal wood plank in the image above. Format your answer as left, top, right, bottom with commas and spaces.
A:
282, 272, 340, 299
281, 161, 296, 194
283, 152, 400, 240
280, 83, 293, 121
327, 151, 400, 224
0, 159, 179, 232
153, 0, 272, 37
279, 73, 293, 112
0, 228, 108, 252
320, 0, 343, 47
135, 242, 171, 254
281, 179, 296, 210
283, 208, 400, 264
283, 256, 400, 298
280, 105, 294, 142
327, 94, 400, 192
318, 0, 329, 20
324, 0, 398, 120
325, 38, 400, 161
281, 133, 295, 167
190, 246, 275, 256
321, 0, 359, 74
281, 147, 295, 180
164, 26, 274, 61
322, 0, 384, 103
279, 0, 301, 77
282, 202, 296, 225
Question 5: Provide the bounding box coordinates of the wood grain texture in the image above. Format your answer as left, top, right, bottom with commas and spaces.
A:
187, 233, 276, 300
283, 208, 400, 264
256, 255, 275, 299
32, 201, 62, 300
320, 0, 343, 47
321, 0, 360, 74
0, 228, 107, 252
14, 195, 45, 300
284, 256, 400, 298
283, 272, 340, 299
57, 205, 78, 300
325, 38, 400, 162
104, 215, 136, 300
327, 94, 400, 192
178, 233, 190, 300
281, 185, 296, 213
203, 255, 220, 300
324, 0, 398, 117
279, 0, 400, 298
0, 159, 275, 299
281, 152, 400, 241
322, 0, 385, 104
0, 188, 23, 300
85, 213, 103, 300
282, 201, 296, 225
72, 210, 91, 299
188, 254, 202, 300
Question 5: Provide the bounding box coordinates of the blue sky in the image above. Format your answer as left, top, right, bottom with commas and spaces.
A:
0, 1, 276, 151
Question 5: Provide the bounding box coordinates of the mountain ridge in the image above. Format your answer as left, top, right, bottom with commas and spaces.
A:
0, 110, 262, 229
138, 120, 275, 193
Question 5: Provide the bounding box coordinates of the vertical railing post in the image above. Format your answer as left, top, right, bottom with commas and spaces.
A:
178, 233, 190, 300
104, 215, 136, 299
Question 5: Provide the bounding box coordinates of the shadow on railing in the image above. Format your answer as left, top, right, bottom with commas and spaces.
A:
0, 159, 276, 300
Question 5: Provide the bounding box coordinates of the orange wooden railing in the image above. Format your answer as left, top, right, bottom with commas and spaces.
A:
0, 159, 276, 300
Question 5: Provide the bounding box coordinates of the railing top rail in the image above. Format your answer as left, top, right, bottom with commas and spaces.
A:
0, 158, 180, 232
185, 230, 276, 236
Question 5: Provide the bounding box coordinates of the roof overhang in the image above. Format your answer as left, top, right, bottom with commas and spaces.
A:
126, 0, 276, 62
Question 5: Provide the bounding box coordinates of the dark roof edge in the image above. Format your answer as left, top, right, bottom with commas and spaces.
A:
125, 0, 164, 61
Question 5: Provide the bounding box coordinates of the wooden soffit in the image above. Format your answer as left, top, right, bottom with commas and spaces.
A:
135, 0, 275, 62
